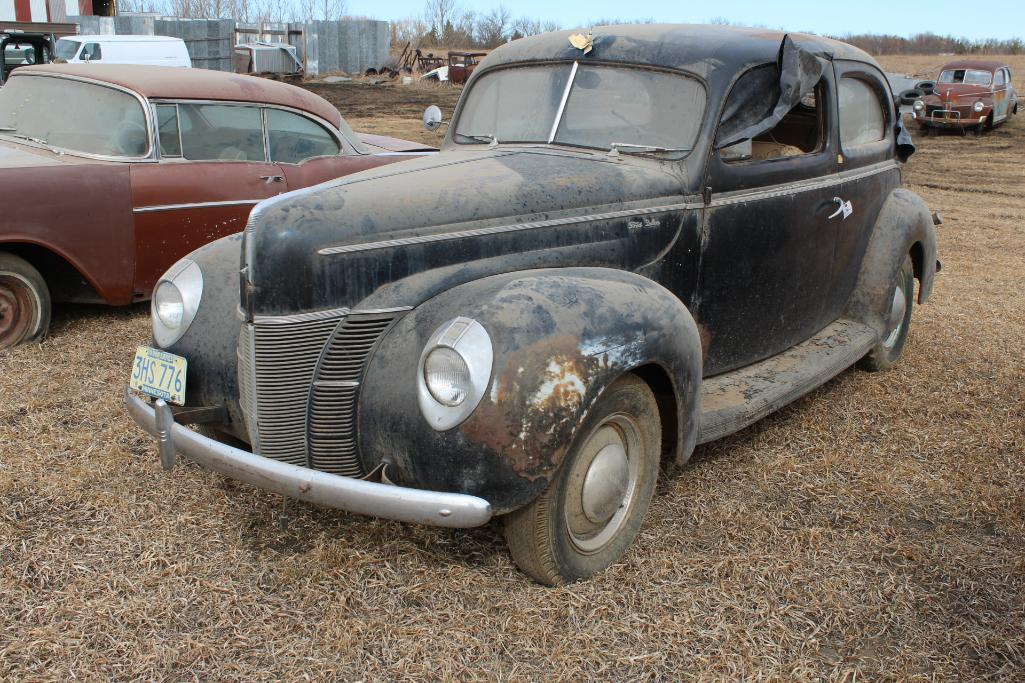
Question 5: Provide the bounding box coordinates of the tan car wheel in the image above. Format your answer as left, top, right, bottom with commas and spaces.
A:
504, 374, 661, 585
0, 253, 50, 350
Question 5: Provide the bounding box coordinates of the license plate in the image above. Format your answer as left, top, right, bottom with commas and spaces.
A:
129, 345, 187, 405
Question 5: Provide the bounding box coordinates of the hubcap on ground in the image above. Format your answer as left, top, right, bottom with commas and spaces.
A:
882, 282, 907, 349
0, 277, 33, 347
564, 414, 641, 554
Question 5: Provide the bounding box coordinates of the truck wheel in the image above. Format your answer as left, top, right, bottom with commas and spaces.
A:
858, 255, 914, 372
0, 252, 50, 349
504, 374, 661, 585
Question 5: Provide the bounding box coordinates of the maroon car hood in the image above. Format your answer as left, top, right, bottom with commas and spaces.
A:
928, 82, 992, 101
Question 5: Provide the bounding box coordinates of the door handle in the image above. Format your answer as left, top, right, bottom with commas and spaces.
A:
828, 196, 853, 220
260, 175, 284, 184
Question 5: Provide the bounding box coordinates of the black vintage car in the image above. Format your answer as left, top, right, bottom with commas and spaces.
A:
127, 25, 939, 584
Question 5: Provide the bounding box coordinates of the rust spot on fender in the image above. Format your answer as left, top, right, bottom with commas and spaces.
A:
460, 334, 600, 481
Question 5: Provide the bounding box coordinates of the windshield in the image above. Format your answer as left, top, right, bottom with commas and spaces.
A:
55, 38, 80, 60
454, 63, 706, 159
0, 75, 149, 157
938, 69, 992, 86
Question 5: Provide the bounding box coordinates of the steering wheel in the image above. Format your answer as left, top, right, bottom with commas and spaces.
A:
113, 120, 147, 156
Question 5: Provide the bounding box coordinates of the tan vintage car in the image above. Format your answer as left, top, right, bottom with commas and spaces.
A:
0, 64, 433, 349
912, 59, 1018, 134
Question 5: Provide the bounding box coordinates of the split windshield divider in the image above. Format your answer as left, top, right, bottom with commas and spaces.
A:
547, 61, 579, 144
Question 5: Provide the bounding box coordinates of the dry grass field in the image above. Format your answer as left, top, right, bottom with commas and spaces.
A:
1, 55, 1024, 680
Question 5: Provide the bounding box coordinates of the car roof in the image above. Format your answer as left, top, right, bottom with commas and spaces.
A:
63, 34, 185, 43
477, 23, 878, 90
939, 59, 1007, 72
11, 64, 343, 127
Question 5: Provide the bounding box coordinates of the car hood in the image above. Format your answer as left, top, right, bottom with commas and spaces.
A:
245, 147, 688, 315
926, 82, 993, 102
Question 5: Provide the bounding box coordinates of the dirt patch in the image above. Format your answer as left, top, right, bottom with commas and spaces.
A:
1, 56, 1024, 679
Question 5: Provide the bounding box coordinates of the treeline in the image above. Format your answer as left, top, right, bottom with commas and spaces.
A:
391, 0, 561, 49
838, 32, 1025, 55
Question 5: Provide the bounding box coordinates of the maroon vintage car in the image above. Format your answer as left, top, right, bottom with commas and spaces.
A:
0, 64, 433, 348
913, 59, 1018, 134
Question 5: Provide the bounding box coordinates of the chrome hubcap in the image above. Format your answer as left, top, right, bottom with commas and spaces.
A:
883, 282, 907, 349
581, 443, 630, 524
565, 414, 640, 554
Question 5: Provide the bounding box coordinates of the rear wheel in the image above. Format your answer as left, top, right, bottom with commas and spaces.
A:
504, 374, 661, 585
859, 255, 914, 372
0, 252, 50, 349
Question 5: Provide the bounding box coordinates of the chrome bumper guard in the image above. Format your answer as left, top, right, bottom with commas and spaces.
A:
124, 387, 493, 528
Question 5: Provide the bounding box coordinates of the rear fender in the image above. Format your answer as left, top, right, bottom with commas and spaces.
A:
845, 188, 937, 336
359, 267, 702, 513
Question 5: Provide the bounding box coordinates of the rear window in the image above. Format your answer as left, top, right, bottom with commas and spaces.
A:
0, 75, 148, 157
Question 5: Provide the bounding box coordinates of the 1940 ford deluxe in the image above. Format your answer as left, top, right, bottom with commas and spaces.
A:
127, 25, 939, 584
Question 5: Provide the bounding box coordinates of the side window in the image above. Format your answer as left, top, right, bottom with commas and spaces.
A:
720, 66, 825, 163
81, 43, 101, 61
838, 76, 886, 148
155, 104, 182, 158
266, 108, 340, 164
995, 69, 1006, 87
177, 103, 266, 162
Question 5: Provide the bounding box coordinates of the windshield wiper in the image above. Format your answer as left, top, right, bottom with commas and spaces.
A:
607, 142, 690, 157
455, 132, 499, 148
0, 131, 60, 154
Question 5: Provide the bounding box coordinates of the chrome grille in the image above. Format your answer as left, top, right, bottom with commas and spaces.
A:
308, 313, 396, 475
237, 309, 346, 465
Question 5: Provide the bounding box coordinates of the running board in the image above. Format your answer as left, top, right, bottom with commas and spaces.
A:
697, 319, 877, 444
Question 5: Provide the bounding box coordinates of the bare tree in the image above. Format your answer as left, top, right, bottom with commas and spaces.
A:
476, 4, 511, 47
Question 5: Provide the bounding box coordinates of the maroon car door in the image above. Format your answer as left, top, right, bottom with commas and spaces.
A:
265, 108, 392, 189
130, 102, 288, 295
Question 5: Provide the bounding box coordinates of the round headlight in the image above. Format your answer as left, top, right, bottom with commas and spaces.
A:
424, 346, 471, 406
973, 100, 985, 112
151, 258, 203, 348
913, 100, 925, 112
154, 281, 184, 329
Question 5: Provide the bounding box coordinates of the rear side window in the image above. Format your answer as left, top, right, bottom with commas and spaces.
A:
838, 77, 886, 148
266, 109, 340, 163
177, 103, 266, 162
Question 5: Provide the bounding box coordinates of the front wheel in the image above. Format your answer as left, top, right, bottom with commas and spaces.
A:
0, 252, 50, 350
858, 254, 914, 372
504, 374, 661, 585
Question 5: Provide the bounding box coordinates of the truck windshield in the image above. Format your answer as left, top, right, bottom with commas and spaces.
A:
453, 63, 706, 159
54, 38, 80, 60
0, 75, 149, 157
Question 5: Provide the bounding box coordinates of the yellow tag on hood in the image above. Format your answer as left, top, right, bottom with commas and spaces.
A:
569, 31, 593, 54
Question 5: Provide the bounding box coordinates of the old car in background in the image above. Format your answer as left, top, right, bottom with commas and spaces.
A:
912, 59, 1018, 134
0, 64, 433, 348
0, 31, 53, 83
127, 25, 938, 584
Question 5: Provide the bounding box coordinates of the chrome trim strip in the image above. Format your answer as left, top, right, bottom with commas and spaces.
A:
318, 202, 700, 256
372, 151, 440, 156
708, 161, 899, 207
134, 199, 264, 214
317, 162, 897, 257
548, 61, 579, 143
125, 388, 493, 528
314, 380, 361, 388
253, 306, 350, 325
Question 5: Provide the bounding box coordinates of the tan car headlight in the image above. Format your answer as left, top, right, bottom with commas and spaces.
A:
973, 100, 985, 113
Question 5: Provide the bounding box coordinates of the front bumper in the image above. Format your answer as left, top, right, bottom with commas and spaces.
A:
124, 387, 493, 528
915, 110, 987, 128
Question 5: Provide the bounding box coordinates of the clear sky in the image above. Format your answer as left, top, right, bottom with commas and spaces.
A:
346, 0, 1024, 41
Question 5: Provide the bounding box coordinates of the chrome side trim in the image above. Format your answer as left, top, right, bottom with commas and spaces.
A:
318, 201, 701, 256
126, 388, 493, 528
372, 151, 440, 156
708, 161, 899, 208
133, 199, 264, 214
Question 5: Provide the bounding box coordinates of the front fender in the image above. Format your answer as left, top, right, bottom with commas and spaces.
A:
845, 188, 937, 336
358, 267, 702, 513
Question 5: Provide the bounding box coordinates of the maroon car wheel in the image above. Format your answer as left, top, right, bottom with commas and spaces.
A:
0, 253, 50, 349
